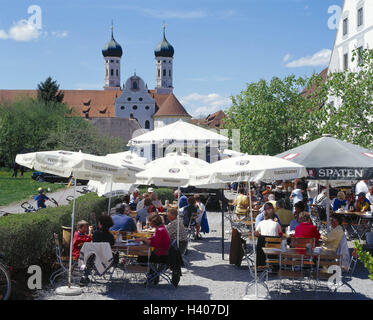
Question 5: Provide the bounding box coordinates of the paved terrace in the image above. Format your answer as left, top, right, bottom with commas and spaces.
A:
37, 212, 373, 300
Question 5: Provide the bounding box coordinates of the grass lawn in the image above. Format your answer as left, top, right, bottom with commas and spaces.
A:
0, 168, 66, 207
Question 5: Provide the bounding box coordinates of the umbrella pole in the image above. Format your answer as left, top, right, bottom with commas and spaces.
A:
248, 181, 258, 297
177, 186, 180, 248
68, 177, 77, 288
221, 189, 225, 260
326, 183, 330, 230
108, 180, 113, 215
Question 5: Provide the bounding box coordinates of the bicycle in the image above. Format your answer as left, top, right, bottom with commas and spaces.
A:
0, 255, 11, 300
21, 197, 59, 213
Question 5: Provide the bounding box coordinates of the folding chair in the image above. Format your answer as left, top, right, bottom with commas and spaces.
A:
264, 237, 282, 272
290, 238, 316, 270
278, 252, 306, 293
147, 241, 182, 288
313, 253, 342, 291
49, 233, 78, 285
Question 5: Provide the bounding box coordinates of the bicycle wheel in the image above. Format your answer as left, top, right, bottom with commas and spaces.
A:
0, 262, 11, 300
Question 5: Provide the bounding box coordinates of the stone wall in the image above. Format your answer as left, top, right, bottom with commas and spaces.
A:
90, 117, 141, 144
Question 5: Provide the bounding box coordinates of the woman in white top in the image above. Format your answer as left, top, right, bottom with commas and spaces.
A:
255, 211, 282, 237
150, 192, 163, 210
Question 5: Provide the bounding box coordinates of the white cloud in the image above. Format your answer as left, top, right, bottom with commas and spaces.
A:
0, 19, 41, 41
283, 53, 292, 63
51, 31, 68, 38
180, 93, 231, 117
285, 49, 332, 68
0, 20, 68, 42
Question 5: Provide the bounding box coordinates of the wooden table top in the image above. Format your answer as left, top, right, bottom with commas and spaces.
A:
333, 211, 372, 217
262, 247, 337, 258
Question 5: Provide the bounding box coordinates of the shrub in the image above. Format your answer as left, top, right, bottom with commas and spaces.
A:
0, 193, 108, 270
138, 187, 175, 203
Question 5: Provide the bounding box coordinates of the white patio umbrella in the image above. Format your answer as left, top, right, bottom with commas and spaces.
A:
100, 152, 145, 213
87, 180, 136, 198
135, 152, 211, 247
105, 151, 148, 165
128, 119, 229, 149
190, 154, 307, 298
16, 150, 132, 295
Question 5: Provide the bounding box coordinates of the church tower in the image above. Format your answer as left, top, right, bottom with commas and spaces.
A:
102, 23, 123, 91
154, 26, 174, 94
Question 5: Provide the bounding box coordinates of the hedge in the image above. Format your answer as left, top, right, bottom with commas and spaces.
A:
0, 193, 108, 270
138, 187, 175, 203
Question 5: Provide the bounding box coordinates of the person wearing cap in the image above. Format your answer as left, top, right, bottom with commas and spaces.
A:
110, 203, 137, 232
355, 192, 371, 212
34, 187, 50, 209
355, 180, 369, 199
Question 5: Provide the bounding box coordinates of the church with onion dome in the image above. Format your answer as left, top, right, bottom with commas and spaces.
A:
102, 24, 191, 131
0, 24, 192, 143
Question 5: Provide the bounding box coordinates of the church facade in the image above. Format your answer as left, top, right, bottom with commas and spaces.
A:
101, 26, 191, 131
0, 25, 192, 142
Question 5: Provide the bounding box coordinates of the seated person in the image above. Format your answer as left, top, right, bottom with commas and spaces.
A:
275, 199, 293, 226
80, 215, 115, 286
72, 220, 93, 260
255, 211, 282, 237
321, 214, 344, 253
129, 189, 140, 209
332, 191, 347, 212
183, 196, 198, 228
294, 211, 320, 243
151, 192, 163, 212
136, 193, 149, 211
235, 188, 249, 216
289, 201, 305, 231
110, 204, 137, 232
136, 198, 153, 227
166, 208, 188, 254
355, 192, 371, 212
255, 202, 281, 226
135, 214, 180, 287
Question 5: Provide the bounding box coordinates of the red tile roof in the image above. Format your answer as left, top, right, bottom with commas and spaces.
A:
191, 110, 227, 128
0, 89, 191, 119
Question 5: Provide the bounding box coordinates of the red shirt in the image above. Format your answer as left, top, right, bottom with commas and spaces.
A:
294, 222, 320, 243
72, 231, 92, 260
149, 225, 170, 256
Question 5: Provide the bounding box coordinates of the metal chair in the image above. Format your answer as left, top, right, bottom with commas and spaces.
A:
278, 252, 306, 293
313, 253, 342, 291
49, 233, 77, 285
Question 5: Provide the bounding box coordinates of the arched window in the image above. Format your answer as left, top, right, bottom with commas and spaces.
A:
133, 105, 138, 110
169, 70, 171, 77
145, 120, 150, 129
116, 69, 119, 76
163, 69, 166, 77
111, 69, 114, 76
158, 69, 160, 77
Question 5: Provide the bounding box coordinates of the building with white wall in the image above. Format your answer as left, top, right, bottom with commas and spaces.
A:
328, 0, 373, 107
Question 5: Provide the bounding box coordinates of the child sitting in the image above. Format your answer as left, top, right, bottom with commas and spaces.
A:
72, 220, 93, 260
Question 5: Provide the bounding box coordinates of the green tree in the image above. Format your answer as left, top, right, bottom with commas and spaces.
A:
37, 77, 64, 104
223, 75, 327, 155
323, 49, 373, 149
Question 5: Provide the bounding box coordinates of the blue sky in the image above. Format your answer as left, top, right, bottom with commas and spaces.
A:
0, 0, 343, 117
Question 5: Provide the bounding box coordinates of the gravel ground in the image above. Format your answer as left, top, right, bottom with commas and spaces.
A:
0, 186, 86, 214
36, 212, 373, 300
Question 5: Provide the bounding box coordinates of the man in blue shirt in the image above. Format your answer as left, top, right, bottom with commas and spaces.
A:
34, 187, 50, 209
255, 202, 281, 226
174, 190, 188, 209
110, 204, 137, 232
